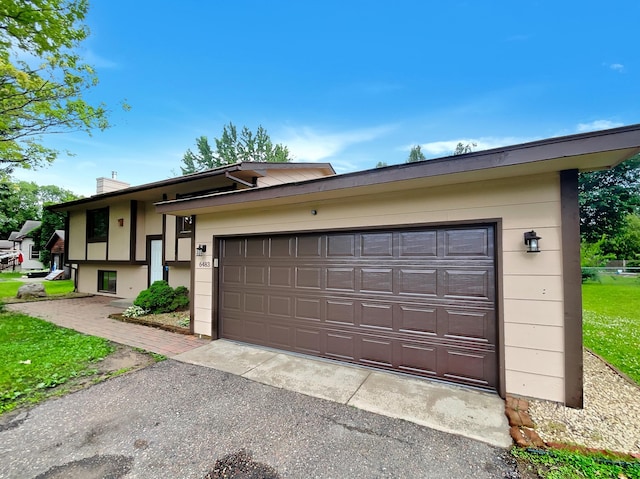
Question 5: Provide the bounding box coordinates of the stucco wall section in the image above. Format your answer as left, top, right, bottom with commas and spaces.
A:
192, 172, 565, 402
165, 215, 177, 262
177, 237, 191, 261
256, 168, 332, 187
135, 202, 147, 261
108, 202, 131, 261
68, 211, 86, 260
168, 264, 190, 289
78, 263, 148, 299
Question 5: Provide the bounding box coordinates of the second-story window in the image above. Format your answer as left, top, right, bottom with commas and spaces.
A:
177, 215, 193, 237
87, 207, 109, 242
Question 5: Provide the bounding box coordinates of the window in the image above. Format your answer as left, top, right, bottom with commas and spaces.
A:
98, 270, 117, 293
177, 215, 193, 237
30, 244, 40, 260
87, 208, 109, 242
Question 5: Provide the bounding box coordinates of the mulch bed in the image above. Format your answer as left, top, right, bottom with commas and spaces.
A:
108, 313, 191, 335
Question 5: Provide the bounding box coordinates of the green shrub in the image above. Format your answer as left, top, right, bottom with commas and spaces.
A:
581, 267, 600, 283
133, 281, 190, 314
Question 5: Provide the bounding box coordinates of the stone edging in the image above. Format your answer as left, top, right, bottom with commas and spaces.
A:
108, 313, 192, 335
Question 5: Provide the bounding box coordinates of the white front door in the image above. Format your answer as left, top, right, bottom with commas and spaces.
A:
150, 239, 163, 284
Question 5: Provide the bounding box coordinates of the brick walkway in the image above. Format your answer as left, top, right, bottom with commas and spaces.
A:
6, 296, 209, 357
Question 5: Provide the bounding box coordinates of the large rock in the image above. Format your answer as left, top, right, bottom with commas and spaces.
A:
16, 283, 47, 299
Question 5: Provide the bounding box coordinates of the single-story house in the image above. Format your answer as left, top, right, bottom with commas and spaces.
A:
51, 124, 640, 408
8, 220, 44, 271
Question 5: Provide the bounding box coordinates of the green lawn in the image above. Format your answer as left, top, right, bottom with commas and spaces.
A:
0, 278, 74, 299
0, 312, 114, 413
582, 274, 640, 384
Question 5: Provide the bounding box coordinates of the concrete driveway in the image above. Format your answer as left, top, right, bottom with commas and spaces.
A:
0, 360, 520, 479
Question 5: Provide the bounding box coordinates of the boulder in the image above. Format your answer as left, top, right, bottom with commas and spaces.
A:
17, 283, 47, 299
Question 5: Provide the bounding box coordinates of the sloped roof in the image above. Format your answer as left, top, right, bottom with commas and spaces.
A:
45, 230, 65, 250
8, 231, 19, 241
16, 220, 41, 239
0, 240, 13, 250
49, 161, 336, 212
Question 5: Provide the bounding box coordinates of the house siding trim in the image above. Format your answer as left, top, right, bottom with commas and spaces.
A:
561, 169, 583, 408
130, 200, 137, 262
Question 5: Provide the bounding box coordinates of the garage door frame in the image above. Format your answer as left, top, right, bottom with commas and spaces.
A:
210, 219, 505, 397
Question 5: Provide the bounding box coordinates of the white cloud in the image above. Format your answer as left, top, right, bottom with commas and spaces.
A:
84, 49, 119, 69
418, 137, 532, 156
576, 120, 624, 133
608, 63, 625, 72
278, 125, 396, 162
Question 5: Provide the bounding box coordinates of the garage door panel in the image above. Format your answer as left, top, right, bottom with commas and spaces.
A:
298, 235, 322, 256
326, 300, 355, 324
268, 295, 291, 317
270, 236, 294, 257
269, 266, 292, 287
295, 297, 321, 320
398, 343, 438, 375
361, 232, 393, 256
399, 269, 437, 295
360, 337, 393, 367
360, 302, 394, 329
399, 305, 438, 335
399, 231, 438, 256
326, 332, 356, 360
361, 268, 393, 293
442, 348, 496, 387
326, 267, 355, 291
443, 269, 491, 299
220, 226, 497, 391
327, 234, 355, 257
444, 228, 490, 257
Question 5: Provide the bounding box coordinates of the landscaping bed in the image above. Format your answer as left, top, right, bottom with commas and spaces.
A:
109, 311, 191, 335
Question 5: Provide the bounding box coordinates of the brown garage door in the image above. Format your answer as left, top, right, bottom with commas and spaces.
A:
219, 226, 497, 390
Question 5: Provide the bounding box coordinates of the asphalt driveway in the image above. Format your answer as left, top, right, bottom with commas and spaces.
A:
0, 360, 520, 479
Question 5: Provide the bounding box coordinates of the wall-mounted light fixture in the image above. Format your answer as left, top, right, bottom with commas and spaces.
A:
117, 218, 124, 227
524, 230, 541, 253
196, 244, 207, 256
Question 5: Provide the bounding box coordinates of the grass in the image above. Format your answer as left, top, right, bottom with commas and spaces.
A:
0, 312, 114, 413
0, 278, 75, 299
582, 274, 640, 384
513, 447, 640, 479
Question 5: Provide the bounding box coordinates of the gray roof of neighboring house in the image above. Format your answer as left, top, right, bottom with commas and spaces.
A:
0, 240, 13, 250
16, 220, 42, 239
8, 231, 19, 241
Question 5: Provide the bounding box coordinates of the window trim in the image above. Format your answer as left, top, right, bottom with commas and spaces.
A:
97, 270, 117, 294
29, 243, 40, 260
176, 215, 193, 238
87, 207, 109, 243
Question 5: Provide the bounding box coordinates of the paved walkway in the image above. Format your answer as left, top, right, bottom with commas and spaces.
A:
6, 296, 208, 356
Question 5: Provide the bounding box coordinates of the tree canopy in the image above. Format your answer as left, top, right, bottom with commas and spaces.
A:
180, 123, 292, 175
0, 176, 78, 238
406, 145, 426, 163
579, 155, 640, 243
0, 0, 115, 172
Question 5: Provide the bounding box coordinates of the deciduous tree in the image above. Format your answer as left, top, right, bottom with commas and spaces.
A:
0, 0, 117, 172
180, 123, 291, 175
406, 145, 425, 163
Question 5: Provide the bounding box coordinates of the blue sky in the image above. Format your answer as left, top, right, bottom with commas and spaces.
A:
14, 0, 640, 197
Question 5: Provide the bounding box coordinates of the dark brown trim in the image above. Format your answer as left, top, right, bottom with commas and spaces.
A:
189, 216, 196, 335
67, 259, 147, 266
211, 234, 220, 340
161, 214, 167, 282
63, 213, 70, 267
130, 200, 137, 261
494, 219, 506, 399
561, 169, 583, 408
166, 260, 191, 266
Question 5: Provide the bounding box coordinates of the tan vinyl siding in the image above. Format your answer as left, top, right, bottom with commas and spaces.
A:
177, 237, 191, 261
68, 211, 86, 260
108, 202, 131, 261
78, 264, 148, 299
256, 168, 333, 187
193, 171, 566, 402
165, 215, 177, 262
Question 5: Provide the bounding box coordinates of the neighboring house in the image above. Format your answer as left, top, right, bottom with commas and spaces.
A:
0, 239, 20, 272
49, 162, 335, 298
8, 220, 44, 271
53, 125, 640, 408
45, 230, 68, 275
